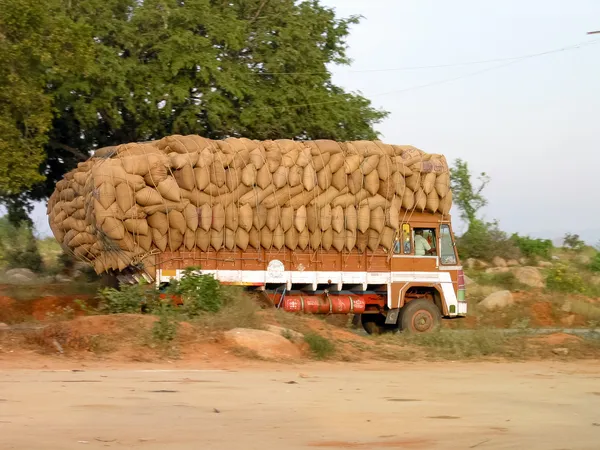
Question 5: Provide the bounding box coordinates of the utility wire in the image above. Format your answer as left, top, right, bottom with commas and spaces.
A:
273, 39, 600, 110
255, 39, 600, 76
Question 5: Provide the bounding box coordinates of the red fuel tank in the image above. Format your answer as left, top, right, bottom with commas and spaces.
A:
283, 294, 366, 314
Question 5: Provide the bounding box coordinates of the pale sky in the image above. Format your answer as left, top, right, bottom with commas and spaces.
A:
25, 0, 600, 243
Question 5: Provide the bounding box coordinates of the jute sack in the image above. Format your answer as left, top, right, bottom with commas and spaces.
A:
367, 229, 381, 252
319, 204, 332, 231
329, 152, 345, 173
168, 229, 184, 252
285, 227, 299, 251
173, 165, 196, 191
314, 140, 343, 154
211, 229, 224, 250
317, 165, 332, 190
236, 228, 250, 251
370, 206, 385, 233
421, 172, 436, 194
261, 227, 273, 249
331, 167, 346, 190
195, 229, 211, 251
361, 154, 380, 175
241, 164, 257, 187
309, 229, 322, 250
345, 205, 357, 231
253, 204, 268, 229
392, 172, 406, 196
121, 153, 167, 176
230, 149, 251, 169
281, 206, 293, 232
294, 205, 307, 233
204, 183, 228, 196
266, 207, 279, 231
357, 205, 370, 233
170, 152, 199, 170
312, 151, 331, 172
147, 212, 169, 235
248, 227, 261, 249
288, 187, 322, 209
303, 164, 317, 191
405, 174, 420, 191
360, 194, 388, 210
97, 183, 116, 209
249, 148, 266, 169
331, 205, 344, 233
224, 228, 236, 250
426, 190, 440, 213
256, 164, 271, 190
364, 170, 379, 196
199, 204, 212, 231
137, 233, 153, 252
124, 218, 149, 235
435, 173, 450, 198
266, 151, 282, 173
262, 185, 303, 209
439, 190, 453, 214
345, 229, 357, 252
298, 228, 310, 250
322, 228, 333, 251
311, 186, 340, 209
239, 204, 253, 232
332, 230, 345, 252
273, 225, 285, 250
183, 203, 199, 231
68, 232, 96, 247
282, 149, 299, 167
169, 210, 187, 234
195, 148, 214, 168
347, 170, 363, 195
225, 204, 239, 231
402, 187, 415, 210
143, 164, 168, 186
344, 154, 361, 174
193, 167, 210, 190
157, 177, 181, 202
184, 228, 196, 250
331, 193, 355, 208
210, 160, 227, 187
377, 177, 395, 201
288, 165, 303, 187
152, 229, 168, 252
414, 188, 427, 212
212, 203, 225, 231
272, 166, 289, 189
380, 227, 395, 251
101, 217, 125, 240
377, 155, 394, 181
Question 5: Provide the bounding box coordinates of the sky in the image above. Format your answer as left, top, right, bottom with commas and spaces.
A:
24, 0, 600, 244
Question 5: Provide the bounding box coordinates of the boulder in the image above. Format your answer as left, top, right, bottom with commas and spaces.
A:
513, 266, 545, 288
0, 323, 9, 331
4, 268, 37, 283
561, 300, 572, 313
575, 254, 592, 265
537, 261, 552, 268
478, 290, 514, 311
552, 347, 569, 356
551, 255, 560, 261
518, 257, 528, 265
485, 267, 510, 274
506, 259, 520, 267
266, 325, 304, 342
464, 275, 476, 286
225, 328, 301, 360
560, 315, 576, 327
55, 274, 73, 283
492, 256, 507, 268
466, 258, 489, 269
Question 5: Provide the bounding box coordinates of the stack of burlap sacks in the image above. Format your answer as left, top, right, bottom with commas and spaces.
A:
47, 136, 452, 274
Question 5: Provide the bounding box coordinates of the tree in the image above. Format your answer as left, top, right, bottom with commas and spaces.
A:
449, 159, 490, 227
563, 233, 585, 251
0, 0, 388, 219
0, 216, 44, 272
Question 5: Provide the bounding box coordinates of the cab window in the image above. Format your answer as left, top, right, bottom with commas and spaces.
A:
440, 224, 457, 265
414, 228, 436, 257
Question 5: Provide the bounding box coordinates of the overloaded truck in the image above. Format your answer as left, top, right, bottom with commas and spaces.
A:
48, 135, 466, 333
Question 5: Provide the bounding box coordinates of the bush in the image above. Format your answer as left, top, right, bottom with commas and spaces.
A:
456, 220, 520, 261
166, 267, 222, 315
469, 271, 527, 291
563, 233, 585, 251
0, 217, 44, 272
510, 234, 553, 260
304, 332, 335, 359
546, 264, 587, 294
97, 281, 158, 314
589, 253, 600, 273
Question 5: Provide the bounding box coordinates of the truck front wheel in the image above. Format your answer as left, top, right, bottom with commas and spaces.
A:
400, 299, 441, 333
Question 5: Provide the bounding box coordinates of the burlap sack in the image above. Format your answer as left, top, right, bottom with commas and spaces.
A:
303, 164, 317, 191
294, 205, 307, 233
157, 177, 181, 202
357, 205, 370, 233
294, 145, 310, 165
225, 204, 239, 231
380, 227, 395, 251
402, 187, 415, 210
224, 228, 236, 250
261, 227, 273, 249
422, 172, 436, 195
212, 203, 225, 231
344, 154, 361, 174
184, 228, 196, 250
143, 164, 168, 186
322, 228, 333, 251
195, 229, 211, 251
329, 152, 345, 173
168, 229, 184, 252
121, 153, 168, 176
230, 149, 251, 170
262, 185, 303, 209
238, 204, 253, 232
198, 204, 212, 231
345, 205, 357, 231
298, 228, 310, 250
204, 183, 228, 197
193, 167, 210, 190
253, 204, 268, 229
364, 170, 379, 196
169, 210, 186, 234
345, 229, 357, 251
435, 173, 450, 198
170, 152, 199, 169
137, 233, 152, 252
414, 188, 427, 212
331, 167, 346, 191
285, 227, 299, 251
426, 190, 440, 213
282, 149, 299, 167
289, 187, 321, 209
332, 230, 345, 252
361, 194, 388, 210
266, 206, 279, 231
249, 148, 266, 169
249, 227, 261, 249
97, 183, 116, 209
405, 173, 420, 191
439, 189, 453, 214
272, 165, 289, 189
319, 204, 332, 231
331, 193, 355, 208
236, 228, 250, 251
312, 151, 331, 172
183, 203, 199, 231
225, 168, 242, 192
317, 165, 332, 190
287, 165, 303, 187
281, 206, 293, 232
241, 164, 257, 187
240, 186, 275, 206
152, 229, 168, 251
195, 148, 214, 168
309, 228, 322, 250
367, 229, 381, 252
148, 212, 169, 234
370, 207, 385, 233
347, 170, 363, 195
256, 164, 271, 189
211, 229, 224, 250
331, 205, 344, 233
311, 186, 340, 209
124, 218, 149, 235
210, 160, 227, 187
361, 154, 379, 175
266, 151, 282, 173
377, 155, 394, 181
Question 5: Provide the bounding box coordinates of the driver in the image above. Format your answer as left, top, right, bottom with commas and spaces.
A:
414, 229, 433, 256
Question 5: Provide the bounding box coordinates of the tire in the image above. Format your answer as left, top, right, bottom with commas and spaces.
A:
361, 314, 386, 335
400, 299, 441, 333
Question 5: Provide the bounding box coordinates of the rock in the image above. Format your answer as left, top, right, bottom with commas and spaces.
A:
575, 254, 591, 265
519, 257, 528, 265
560, 315, 576, 327
537, 261, 552, 268
506, 259, 520, 267
551, 255, 560, 261
561, 300, 572, 313
590, 276, 600, 287
552, 347, 569, 356
513, 267, 545, 288
4, 268, 37, 283
492, 257, 507, 268
55, 274, 73, 283
0, 322, 9, 331
225, 328, 301, 360
478, 290, 514, 311
464, 275, 476, 286
485, 267, 510, 274
266, 325, 304, 342
466, 258, 489, 269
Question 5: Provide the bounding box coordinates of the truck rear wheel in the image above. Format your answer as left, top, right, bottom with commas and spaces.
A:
361, 313, 386, 335
400, 299, 441, 333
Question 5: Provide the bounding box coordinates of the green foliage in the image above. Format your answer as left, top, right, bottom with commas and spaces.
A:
546, 264, 587, 294
510, 234, 553, 260
152, 303, 178, 343
403, 329, 509, 358
166, 267, 222, 315
450, 159, 490, 225
469, 271, 527, 291
456, 220, 520, 261
0, 216, 44, 272
97, 281, 157, 314
0, 0, 387, 218
304, 332, 335, 359
563, 233, 585, 251
589, 253, 600, 273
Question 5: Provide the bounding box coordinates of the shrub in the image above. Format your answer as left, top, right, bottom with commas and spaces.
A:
97, 281, 157, 314
563, 233, 585, 251
589, 253, 600, 273
456, 220, 520, 261
402, 329, 508, 358
166, 267, 222, 315
546, 264, 587, 294
510, 234, 553, 260
152, 303, 178, 343
470, 271, 527, 291
304, 332, 335, 359
0, 217, 44, 272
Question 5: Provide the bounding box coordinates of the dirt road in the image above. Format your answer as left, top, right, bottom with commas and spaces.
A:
1, 361, 600, 449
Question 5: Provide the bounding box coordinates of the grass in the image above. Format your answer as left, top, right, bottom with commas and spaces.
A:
467, 270, 529, 291
304, 332, 335, 360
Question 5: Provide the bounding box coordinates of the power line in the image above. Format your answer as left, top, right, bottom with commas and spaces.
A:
255, 39, 600, 76
273, 39, 600, 110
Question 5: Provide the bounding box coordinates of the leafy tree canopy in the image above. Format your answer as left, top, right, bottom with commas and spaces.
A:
450, 158, 490, 227
0, 0, 388, 218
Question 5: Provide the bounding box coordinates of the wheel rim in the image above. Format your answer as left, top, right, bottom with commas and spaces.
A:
412, 310, 434, 332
